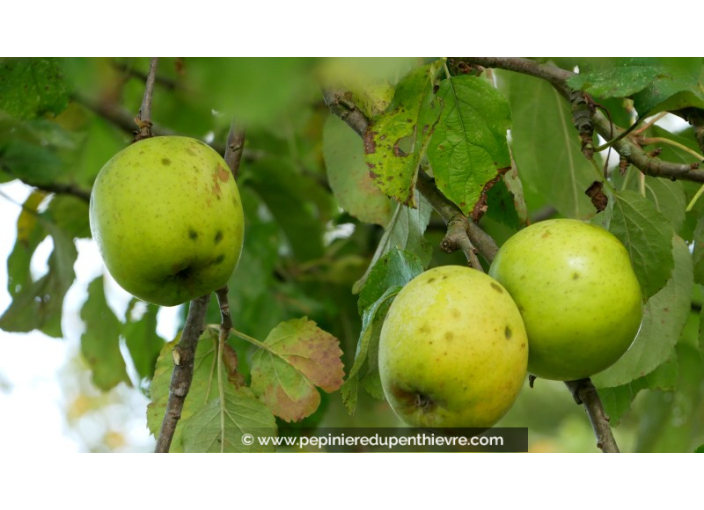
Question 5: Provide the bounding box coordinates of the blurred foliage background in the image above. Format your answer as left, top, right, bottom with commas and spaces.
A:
0, 57, 703, 452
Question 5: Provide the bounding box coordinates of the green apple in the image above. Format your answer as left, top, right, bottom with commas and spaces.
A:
379, 265, 528, 428
89, 136, 244, 307
489, 219, 643, 381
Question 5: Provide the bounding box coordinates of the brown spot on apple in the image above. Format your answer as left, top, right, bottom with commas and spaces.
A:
216, 165, 230, 182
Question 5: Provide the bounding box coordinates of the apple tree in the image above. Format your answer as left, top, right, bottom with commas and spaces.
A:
1, 57, 703, 452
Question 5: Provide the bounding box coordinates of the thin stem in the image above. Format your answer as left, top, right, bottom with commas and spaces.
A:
640, 137, 704, 161
215, 287, 232, 453
564, 379, 620, 453
224, 121, 246, 181
136, 57, 159, 141
632, 112, 668, 136
154, 294, 211, 453
686, 183, 704, 212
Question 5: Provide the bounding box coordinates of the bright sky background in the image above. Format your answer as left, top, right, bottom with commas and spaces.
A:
0, 180, 181, 452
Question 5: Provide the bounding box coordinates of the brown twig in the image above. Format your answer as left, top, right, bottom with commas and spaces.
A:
321, 89, 370, 139
0, 175, 91, 203
224, 121, 246, 180
73, 92, 178, 139
111, 59, 179, 90
564, 378, 620, 453
154, 294, 211, 453
415, 170, 499, 263
72, 93, 270, 164
135, 57, 159, 141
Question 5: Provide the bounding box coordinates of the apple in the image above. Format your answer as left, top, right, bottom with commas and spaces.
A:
488, 219, 643, 381
89, 136, 244, 307
378, 265, 528, 428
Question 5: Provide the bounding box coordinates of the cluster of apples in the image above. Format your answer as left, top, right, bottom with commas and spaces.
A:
379, 219, 643, 429
90, 136, 643, 431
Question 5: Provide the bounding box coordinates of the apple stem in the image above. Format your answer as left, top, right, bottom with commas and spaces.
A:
135, 57, 159, 141
154, 293, 211, 453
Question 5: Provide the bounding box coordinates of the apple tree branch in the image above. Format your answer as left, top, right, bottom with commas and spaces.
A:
453, 57, 704, 183
154, 294, 211, 453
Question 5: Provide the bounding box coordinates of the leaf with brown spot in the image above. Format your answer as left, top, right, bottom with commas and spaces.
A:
250, 318, 344, 422
364, 62, 444, 206
323, 115, 394, 226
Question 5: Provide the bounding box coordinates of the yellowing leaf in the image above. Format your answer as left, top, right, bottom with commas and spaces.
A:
364, 62, 443, 206
250, 318, 344, 422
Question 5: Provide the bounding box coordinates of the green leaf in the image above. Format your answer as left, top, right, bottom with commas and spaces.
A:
643, 177, 687, 236
0, 139, 64, 185
148, 329, 276, 452
0, 58, 70, 119
250, 318, 344, 422
181, 385, 277, 453
352, 191, 432, 294
183, 58, 316, 128
592, 236, 693, 387
247, 156, 328, 261
46, 195, 91, 239
226, 188, 283, 342
5, 192, 47, 298
364, 62, 443, 206
72, 116, 129, 187
427, 75, 512, 215
632, 58, 704, 117
700, 296, 704, 359
342, 285, 399, 414
123, 300, 165, 380
343, 249, 423, 413
567, 58, 704, 117
323, 115, 393, 226
80, 277, 131, 391
610, 190, 674, 299
597, 352, 678, 425
567, 60, 664, 98
485, 177, 522, 230
693, 218, 704, 286
695, 444, 704, 453
499, 70, 595, 219
0, 222, 77, 338
358, 249, 423, 314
